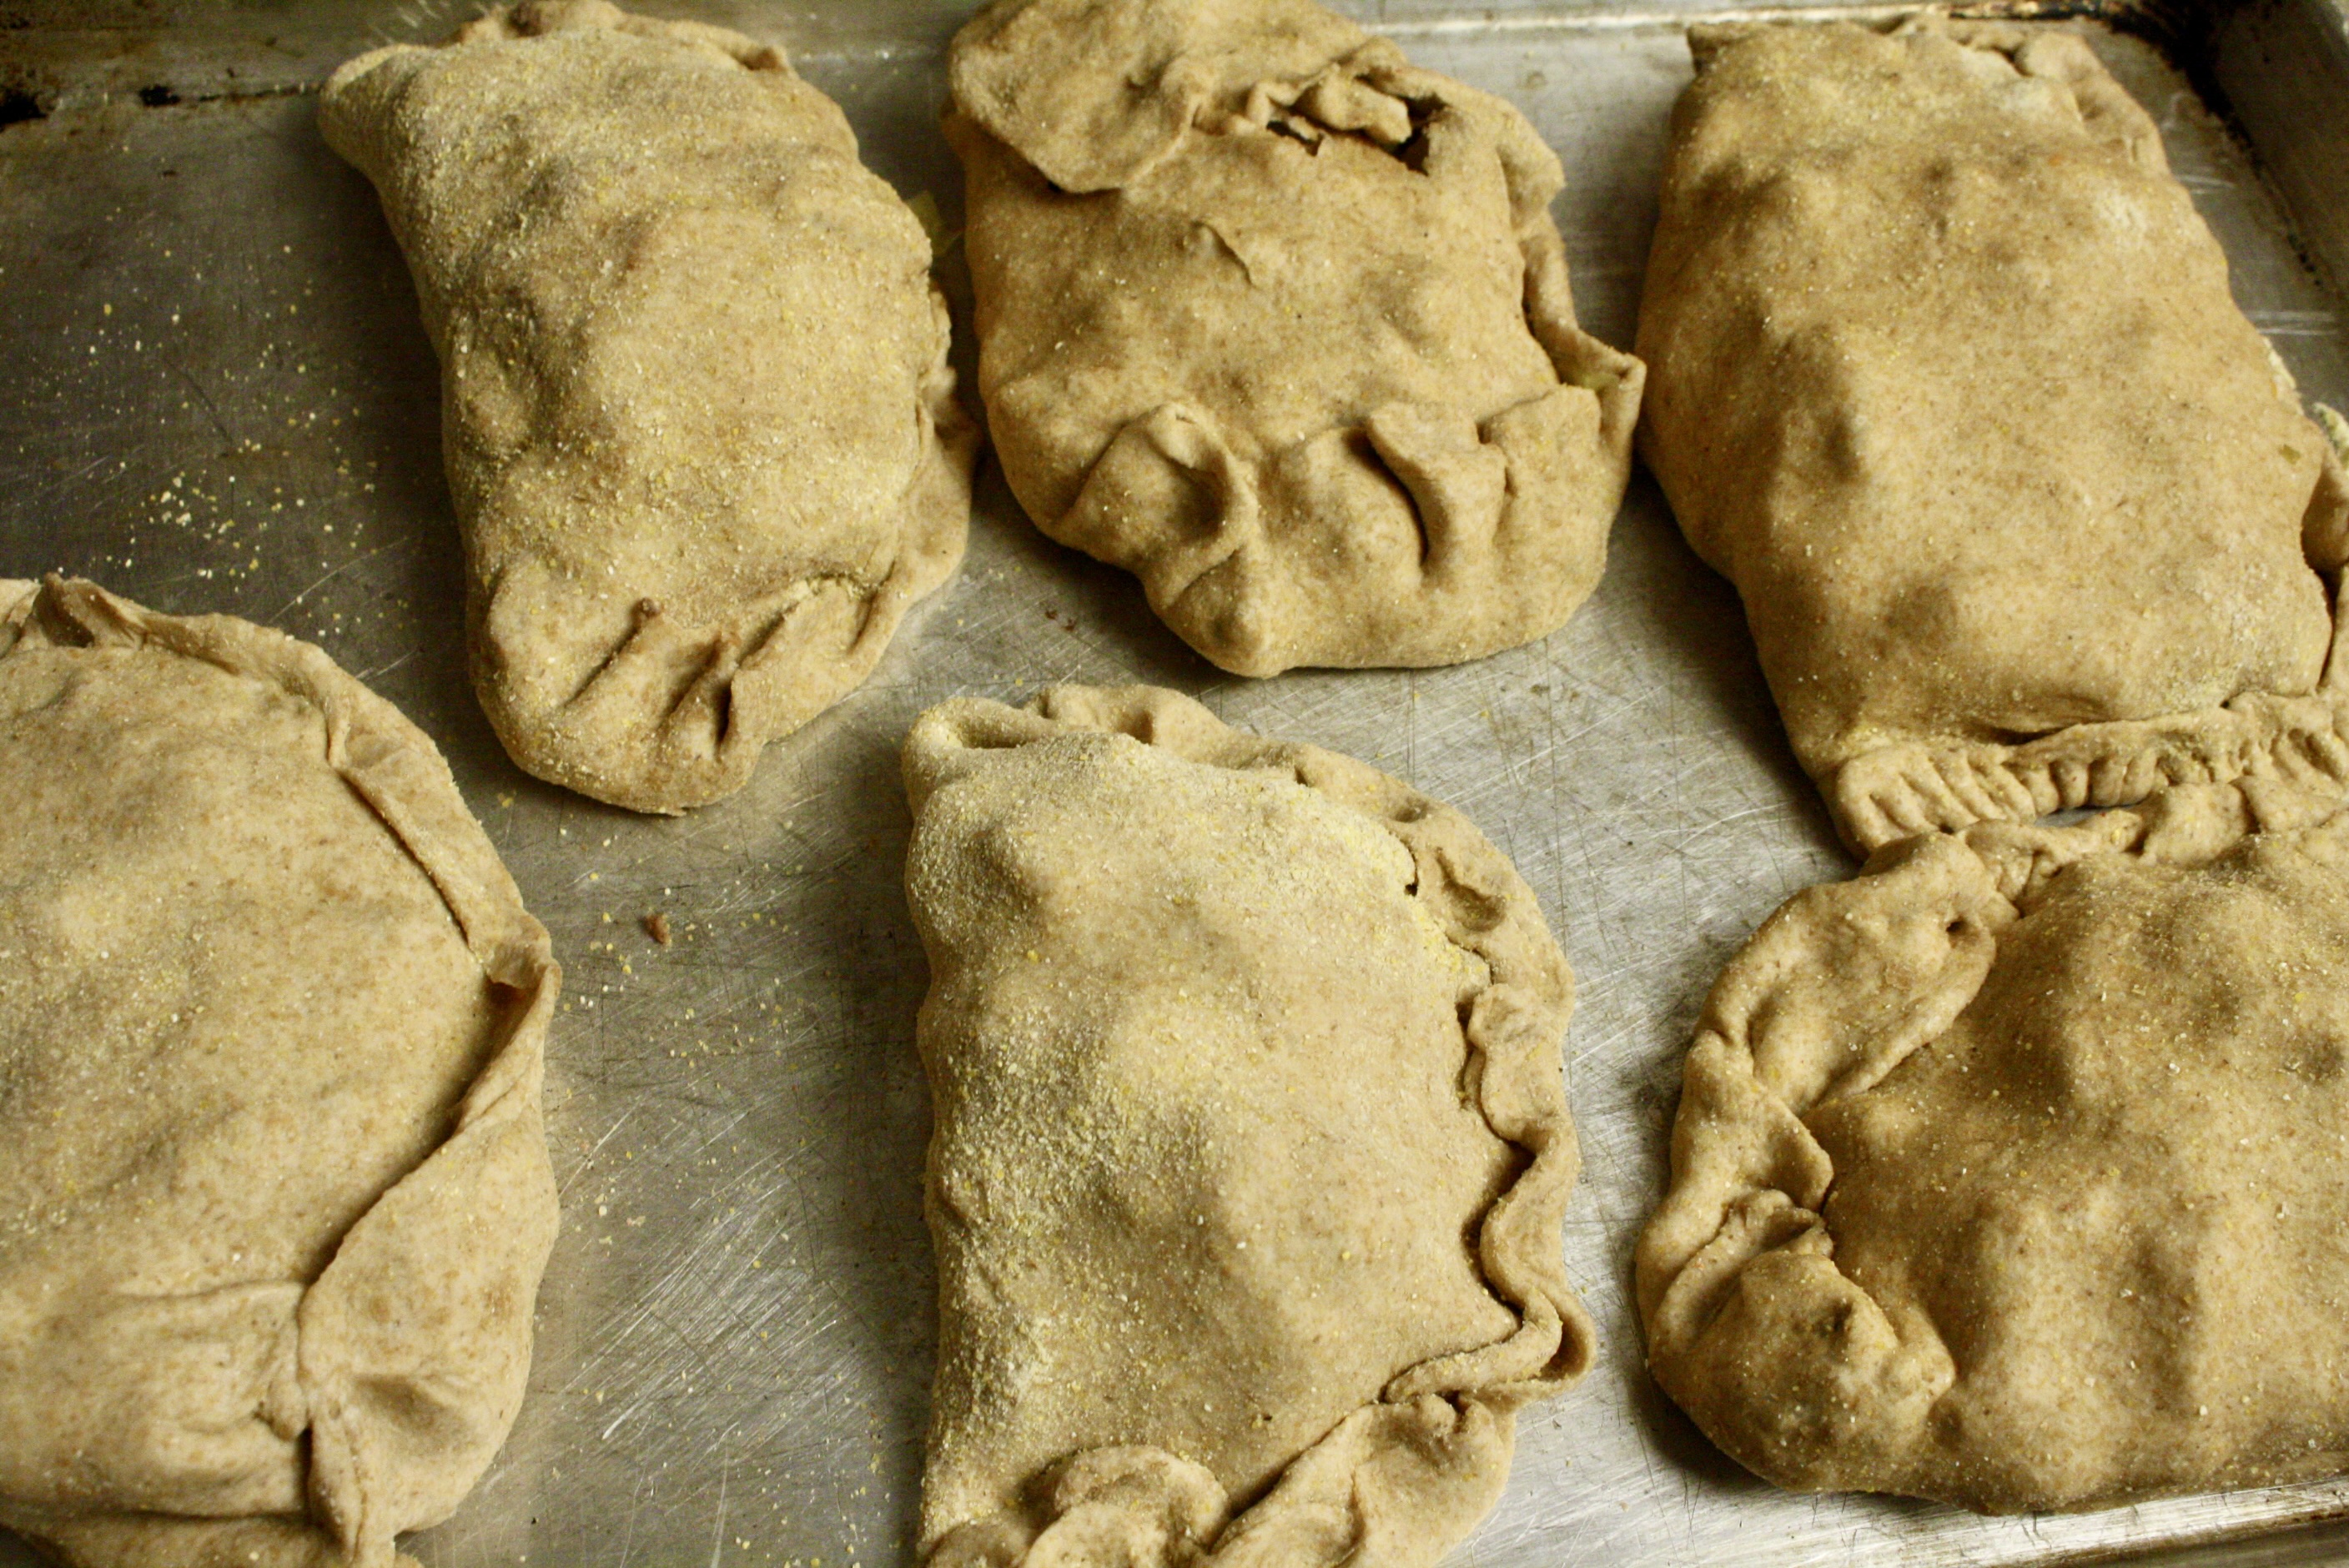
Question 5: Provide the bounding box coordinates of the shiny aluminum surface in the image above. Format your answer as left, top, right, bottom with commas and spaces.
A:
4, 3, 2349, 1563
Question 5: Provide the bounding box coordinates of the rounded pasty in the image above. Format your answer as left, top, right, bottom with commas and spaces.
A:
0, 578, 560, 1568
903, 686, 1592, 1566
946, 0, 1643, 678
1640, 776, 2349, 1510
323, 0, 977, 812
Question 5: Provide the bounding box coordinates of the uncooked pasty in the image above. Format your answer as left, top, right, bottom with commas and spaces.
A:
902, 685, 1592, 1566
322, 0, 976, 812
1635, 18, 2349, 852
946, 0, 1643, 678
1639, 778, 2349, 1510
0, 577, 560, 1568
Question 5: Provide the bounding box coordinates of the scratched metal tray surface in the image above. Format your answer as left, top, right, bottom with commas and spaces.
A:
4, 0, 2349, 1564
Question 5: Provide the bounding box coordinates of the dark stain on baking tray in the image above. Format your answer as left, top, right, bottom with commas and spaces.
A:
2045, 1504, 2349, 1565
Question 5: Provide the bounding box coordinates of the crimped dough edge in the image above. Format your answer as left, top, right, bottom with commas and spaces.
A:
0, 576, 560, 1568
1829, 389, 2349, 851
464, 371, 977, 817
903, 684, 1593, 1567
1830, 684, 2349, 854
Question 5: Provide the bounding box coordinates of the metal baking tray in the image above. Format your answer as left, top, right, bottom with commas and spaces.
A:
4, 1, 2348, 1563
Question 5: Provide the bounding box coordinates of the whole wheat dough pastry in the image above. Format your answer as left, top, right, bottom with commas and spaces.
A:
945, 0, 1644, 678
903, 686, 1592, 1567
1639, 777, 2349, 1510
1636, 18, 2349, 852
0, 577, 560, 1568
322, 0, 976, 812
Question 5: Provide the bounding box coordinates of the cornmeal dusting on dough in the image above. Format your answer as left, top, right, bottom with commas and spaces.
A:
320, 0, 977, 812
1640, 779, 2349, 1512
901, 685, 1592, 1568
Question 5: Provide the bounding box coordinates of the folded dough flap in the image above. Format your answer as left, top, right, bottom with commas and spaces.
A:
1823, 346, 2349, 858
948, 0, 1388, 191
7, 1094, 556, 1568
928, 1395, 1523, 1568
1054, 382, 1635, 676
0, 1031, 561, 1568
0, 1283, 308, 1521
906, 685, 1590, 1567
299, 1040, 558, 1563
1816, 527, 2349, 847
477, 563, 913, 816
0, 580, 560, 1568
470, 374, 972, 817
1640, 782, 2349, 1509
1522, 226, 1648, 408
1831, 677, 2349, 856
951, 0, 1568, 240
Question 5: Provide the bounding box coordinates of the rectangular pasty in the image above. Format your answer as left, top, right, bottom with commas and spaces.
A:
1639, 776, 2349, 1510
1636, 18, 2349, 852
947, 0, 1643, 678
